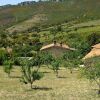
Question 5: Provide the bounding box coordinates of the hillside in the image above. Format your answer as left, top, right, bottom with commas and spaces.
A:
0, 0, 100, 32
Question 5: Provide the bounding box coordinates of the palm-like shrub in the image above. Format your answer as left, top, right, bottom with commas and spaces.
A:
21, 67, 43, 89
20, 59, 44, 89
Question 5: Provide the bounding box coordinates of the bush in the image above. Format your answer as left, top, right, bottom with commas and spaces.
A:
0, 48, 7, 65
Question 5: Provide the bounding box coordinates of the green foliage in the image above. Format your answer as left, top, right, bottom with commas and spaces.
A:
51, 59, 60, 77
20, 59, 44, 89
56, 25, 63, 32
33, 42, 43, 52
40, 52, 54, 65
63, 51, 79, 60
81, 57, 100, 94
32, 70, 44, 81
0, 31, 8, 48
50, 27, 57, 40
63, 50, 82, 73
3, 60, 13, 77
69, 40, 91, 58
0, 48, 7, 65
87, 32, 100, 46
0, 0, 100, 32
63, 61, 74, 73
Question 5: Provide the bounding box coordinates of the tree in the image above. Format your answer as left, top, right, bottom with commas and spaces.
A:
81, 57, 100, 95
0, 31, 8, 48
51, 59, 60, 77
0, 48, 7, 65
63, 60, 74, 74
20, 59, 44, 89
63, 50, 81, 73
3, 60, 13, 77
87, 33, 100, 46
50, 27, 57, 40
56, 25, 62, 32
77, 41, 91, 57
41, 52, 54, 68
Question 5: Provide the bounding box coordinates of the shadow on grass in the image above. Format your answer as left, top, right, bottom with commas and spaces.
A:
42, 71, 51, 74
10, 76, 21, 78
27, 85, 52, 91
57, 76, 67, 78
32, 86, 52, 91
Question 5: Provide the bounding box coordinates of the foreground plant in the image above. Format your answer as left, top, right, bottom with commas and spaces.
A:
81, 57, 100, 95
20, 59, 44, 89
3, 60, 13, 77
51, 59, 60, 77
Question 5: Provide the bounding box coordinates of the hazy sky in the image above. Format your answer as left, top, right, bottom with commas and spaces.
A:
0, 0, 38, 6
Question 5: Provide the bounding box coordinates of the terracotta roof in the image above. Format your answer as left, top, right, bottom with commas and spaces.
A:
40, 43, 75, 51
92, 43, 100, 49
83, 43, 100, 59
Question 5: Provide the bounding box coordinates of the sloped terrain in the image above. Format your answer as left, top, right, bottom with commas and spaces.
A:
0, 0, 100, 30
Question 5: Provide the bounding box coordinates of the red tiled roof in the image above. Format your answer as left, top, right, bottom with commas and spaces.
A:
92, 43, 100, 49
83, 43, 100, 59
40, 43, 75, 51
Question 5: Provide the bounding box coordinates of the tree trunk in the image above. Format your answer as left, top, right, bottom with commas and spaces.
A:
98, 84, 100, 95
98, 89, 100, 95
70, 69, 73, 74
36, 65, 40, 72
94, 79, 100, 95
8, 73, 10, 78
30, 83, 33, 89
56, 71, 59, 78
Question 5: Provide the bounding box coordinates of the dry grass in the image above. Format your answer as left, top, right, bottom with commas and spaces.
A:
0, 66, 100, 100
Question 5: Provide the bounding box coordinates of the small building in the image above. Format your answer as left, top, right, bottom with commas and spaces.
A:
40, 41, 75, 57
83, 43, 100, 60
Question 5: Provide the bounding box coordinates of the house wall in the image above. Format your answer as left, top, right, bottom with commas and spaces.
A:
42, 47, 69, 57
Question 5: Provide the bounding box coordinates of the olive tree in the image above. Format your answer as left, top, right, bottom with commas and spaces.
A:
41, 52, 54, 68
51, 59, 60, 77
63, 50, 80, 73
81, 57, 100, 94
20, 59, 44, 89
87, 32, 100, 46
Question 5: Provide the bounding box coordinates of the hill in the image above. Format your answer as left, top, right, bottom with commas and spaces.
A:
0, 0, 100, 32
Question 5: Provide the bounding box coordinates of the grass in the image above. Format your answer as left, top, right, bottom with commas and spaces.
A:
0, 66, 100, 100
1, 0, 100, 30
71, 19, 100, 28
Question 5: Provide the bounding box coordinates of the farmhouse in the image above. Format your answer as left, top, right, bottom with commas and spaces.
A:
83, 43, 100, 59
40, 41, 75, 57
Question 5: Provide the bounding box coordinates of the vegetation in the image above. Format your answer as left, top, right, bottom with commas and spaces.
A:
81, 57, 100, 95
3, 60, 13, 77
20, 60, 44, 89
0, 48, 7, 65
51, 59, 60, 77
0, 0, 100, 99
0, 0, 100, 31
63, 50, 81, 73
0, 66, 100, 100
87, 32, 100, 46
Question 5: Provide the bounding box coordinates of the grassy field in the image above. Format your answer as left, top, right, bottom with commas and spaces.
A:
0, 66, 100, 100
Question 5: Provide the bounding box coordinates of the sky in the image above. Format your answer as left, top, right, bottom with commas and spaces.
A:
0, 0, 38, 6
